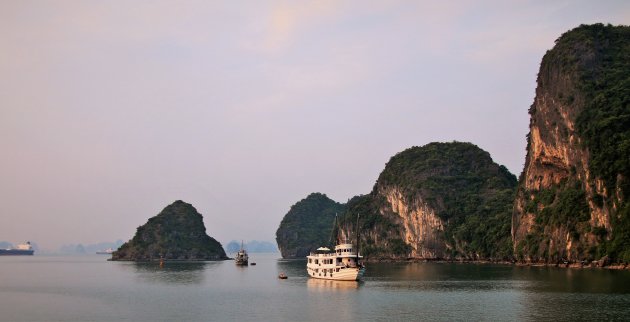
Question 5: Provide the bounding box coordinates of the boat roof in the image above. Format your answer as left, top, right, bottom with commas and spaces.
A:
316, 247, 331, 251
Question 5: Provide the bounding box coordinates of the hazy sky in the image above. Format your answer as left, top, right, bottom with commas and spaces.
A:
1, 1, 628, 251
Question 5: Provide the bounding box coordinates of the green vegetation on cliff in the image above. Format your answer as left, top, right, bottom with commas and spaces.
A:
112, 200, 227, 261
566, 25, 630, 196
518, 24, 630, 263
373, 142, 517, 259
571, 24, 630, 262
275, 193, 344, 258
518, 180, 592, 260
548, 23, 630, 196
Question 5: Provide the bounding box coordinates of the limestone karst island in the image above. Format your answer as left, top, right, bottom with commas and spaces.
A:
276, 24, 630, 268
111, 200, 227, 261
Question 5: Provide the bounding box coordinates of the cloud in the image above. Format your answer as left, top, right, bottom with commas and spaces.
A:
242, 2, 341, 55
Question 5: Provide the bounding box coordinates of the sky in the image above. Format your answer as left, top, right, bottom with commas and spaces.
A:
1, 1, 628, 251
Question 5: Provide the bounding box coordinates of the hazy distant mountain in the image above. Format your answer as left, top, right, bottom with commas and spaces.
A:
59, 240, 124, 255
225, 240, 278, 253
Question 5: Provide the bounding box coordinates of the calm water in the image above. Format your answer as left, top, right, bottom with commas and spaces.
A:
2, 254, 630, 321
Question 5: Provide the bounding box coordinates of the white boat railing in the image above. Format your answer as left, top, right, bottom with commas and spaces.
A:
309, 252, 360, 257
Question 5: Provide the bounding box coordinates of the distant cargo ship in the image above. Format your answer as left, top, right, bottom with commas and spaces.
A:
0, 241, 34, 255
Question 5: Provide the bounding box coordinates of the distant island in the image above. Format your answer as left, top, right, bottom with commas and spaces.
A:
275, 193, 344, 258
59, 240, 124, 255
276, 24, 630, 268
224, 240, 278, 253
112, 200, 228, 261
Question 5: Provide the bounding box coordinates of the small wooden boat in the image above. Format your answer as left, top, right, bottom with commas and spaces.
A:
235, 241, 248, 266
278, 272, 287, 279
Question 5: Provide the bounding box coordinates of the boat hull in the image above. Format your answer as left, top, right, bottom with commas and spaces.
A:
306, 267, 365, 281
0, 249, 34, 256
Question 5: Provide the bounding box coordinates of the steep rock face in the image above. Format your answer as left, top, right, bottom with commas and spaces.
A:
112, 200, 227, 261
275, 193, 344, 258
333, 142, 517, 260
378, 186, 445, 258
513, 24, 630, 263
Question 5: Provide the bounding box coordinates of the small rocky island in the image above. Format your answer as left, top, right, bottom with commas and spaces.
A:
275, 193, 344, 258
111, 200, 228, 261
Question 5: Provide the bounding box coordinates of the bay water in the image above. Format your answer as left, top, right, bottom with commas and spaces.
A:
1, 254, 630, 321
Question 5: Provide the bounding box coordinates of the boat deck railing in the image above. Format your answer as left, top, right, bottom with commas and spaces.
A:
309, 252, 359, 257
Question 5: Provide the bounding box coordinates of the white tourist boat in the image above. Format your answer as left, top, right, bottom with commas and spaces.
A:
307, 214, 365, 281
306, 239, 365, 281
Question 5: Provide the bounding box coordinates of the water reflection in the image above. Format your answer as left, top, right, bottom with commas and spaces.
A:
118, 261, 212, 285
365, 262, 523, 293
514, 266, 630, 320
306, 278, 360, 291
275, 258, 307, 277
513, 266, 630, 294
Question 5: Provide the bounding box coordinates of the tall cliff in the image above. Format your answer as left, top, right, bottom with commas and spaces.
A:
345, 142, 516, 260
512, 24, 630, 263
275, 193, 344, 258
112, 200, 228, 261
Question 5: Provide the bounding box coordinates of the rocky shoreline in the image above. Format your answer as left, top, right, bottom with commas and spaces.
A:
364, 257, 630, 270
107, 258, 230, 262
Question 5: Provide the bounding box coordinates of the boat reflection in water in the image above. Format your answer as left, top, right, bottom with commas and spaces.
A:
306, 278, 361, 291
120, 261, 211, 285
